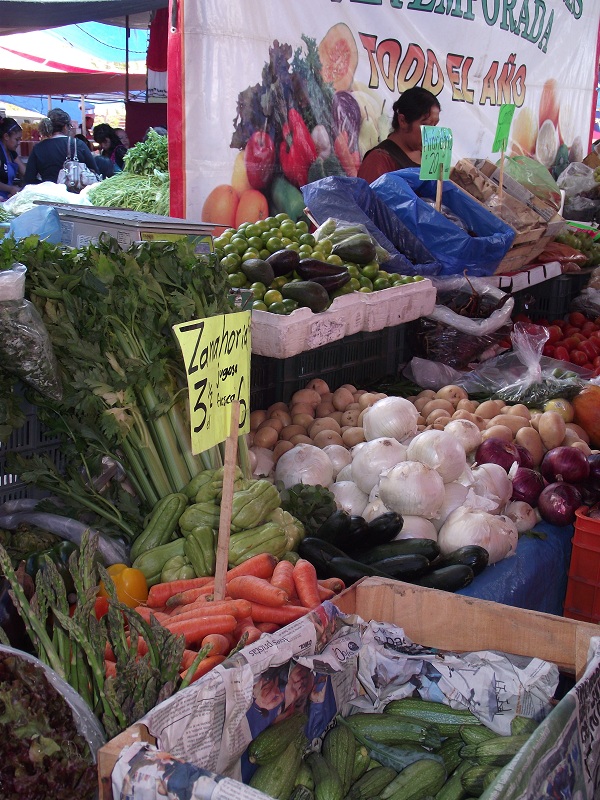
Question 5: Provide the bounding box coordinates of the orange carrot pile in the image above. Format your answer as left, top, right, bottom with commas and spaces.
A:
107, 553, 345, 685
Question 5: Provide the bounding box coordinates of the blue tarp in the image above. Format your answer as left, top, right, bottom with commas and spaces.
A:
458, 521, 573, 616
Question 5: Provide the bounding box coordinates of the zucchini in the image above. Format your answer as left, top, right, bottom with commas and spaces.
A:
322, 723, 356, 795
294, 762, 314, 792
434, 759, 473, 800
428, 546, 489, 577
510, 715, 538, 737
459, 734, 529, 766
346, 766, 397, 800
344, 713, 441, 750
418, 565, 474, 592
380, 759, 447, 800
438, 738, 464, 775
307, 752, 344, 800
459, 725, 497, 746
357, 539, 441, 565
290, 787, 314, 800
130, 492, 188, 562
460, 764, 499, 795
249, 733, 305, 799
384, 699, 480, 730
370, 554, 431, 581
248, 713, 308, 765
350, 744, 371, 784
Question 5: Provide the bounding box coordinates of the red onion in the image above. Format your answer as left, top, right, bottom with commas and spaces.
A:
511, 467, 545, 505
475, 438, 521, 473
541, 447, 590, 485
514, 445, 534, 470
588, 454, 600, 485
537, 482, 582, 526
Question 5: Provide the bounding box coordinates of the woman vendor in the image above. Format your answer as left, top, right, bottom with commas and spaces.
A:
358, 87, 441, 183
0, 118, 26, 200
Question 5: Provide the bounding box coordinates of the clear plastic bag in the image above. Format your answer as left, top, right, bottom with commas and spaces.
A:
570, 287, 600, 319
501, 155, 562, 211
312, 217, 393, 264
0, 263, 62, 400
557, 162, 597, 198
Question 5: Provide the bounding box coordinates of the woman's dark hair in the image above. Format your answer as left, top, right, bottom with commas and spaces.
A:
47, 108, 72, 133
93, 123, 122, 151
0, 117, 22, 139
391, 87, 441, 131
75, 133, 92, 150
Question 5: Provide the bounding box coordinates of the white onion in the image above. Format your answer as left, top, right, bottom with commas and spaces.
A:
330, 481, 369, 516
275, 443, 333, 489
432, 482, 469, 532
362, 396, 419, 442
443, 419, 482, 454
351, 437, 407, 494
504, 500, 538, 533
406, 429, 467, 483
322, 445, 352, 480
362, 496, 391, 522
379, 461, 445, 519
394, 516, 438, 541
469, 462, 512, 514
336, 463, 354, 482
438, 507, 518, 564
250, 446, 275, 478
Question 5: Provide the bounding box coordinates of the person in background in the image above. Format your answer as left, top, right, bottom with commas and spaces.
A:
93, 123, 127, 171
114, 127, 130, 150
357, 87, 441, 183
143, 125, 167, 141
0, 117, 26, 200
23, 108, 99, 185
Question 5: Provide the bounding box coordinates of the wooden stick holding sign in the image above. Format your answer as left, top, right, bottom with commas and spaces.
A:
214, 400, 241, 601
498, 150, 505, 202
491, 104, 515, 204
435, 162, 444, 212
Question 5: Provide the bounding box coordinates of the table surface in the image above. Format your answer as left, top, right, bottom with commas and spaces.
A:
457, 521, 574, 615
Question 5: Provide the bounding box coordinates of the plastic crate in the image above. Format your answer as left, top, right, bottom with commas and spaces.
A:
563, 507, 600, 624
250, 324, 407, 409
512, 273, 591, 322
0, 396, 65, 503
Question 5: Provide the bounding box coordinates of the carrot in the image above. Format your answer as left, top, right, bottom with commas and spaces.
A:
147, 576, 214, 608
318, 577, 346, 593
228, 575, 288, 607
255, 622, 279, 634
180, 654, 226, 684
180, 648, 207, 670
163, 614, 237, 646
317, 585, 335, 601
233, 618, 262, 645
169, 599, 252, 623
271, 560, 295, 597
201, 633, 232, 657
105, 660, 117, 679
226, 553, 278, 581
166, 587, 215, 609
249, 603, 308, 625
293, 559, 321, 609
104, 642, 116, 662
134, 605, 163, 622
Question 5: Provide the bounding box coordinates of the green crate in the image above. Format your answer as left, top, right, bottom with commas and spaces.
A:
512, 273, 591, 322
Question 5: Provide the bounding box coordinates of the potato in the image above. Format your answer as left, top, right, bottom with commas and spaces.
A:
339, 383, 357, 394
290, 402, 315, 418
253, 426, 279, 449
415, 389, 436, 401
417, 414, 426, 426
502, 404, 531, 420
342, 426, 366, 447
435, 384, 468, 406
268, 401, 289, 414
566, 422, 590, 444
414, 396, 432, 413
571, 440, 592, 456
315, 400, 336, 418
452, 409, 483, 427
273, 440, 294, 462
345, 402, 361, 411
538, 411, 567, 451
292, 413, 314, 430
456, 399, 479, 413
561, 428, 583, 447
487, 415, 531, 435
358, 392, 380, 410
426, 408, 452, 424
258, 417, 284, 433
305, 378, 330, 396
432, 417, 452, 430
269, 409, 292, 427
529, 413, 542, 431
332, 387, 355, 411
313, 429, 345, 448
280, 424, 308, 441
421, 398, 455, 418
290, 388, 321, 407
340, 408, 361, 427
289, 434, 315, 445
481, 425, 514, 443
250, 410, 267, 430
330, 411, 344, 425
476, 399, 504, 419
515, 427, 544, 466
309, 417, 342, 439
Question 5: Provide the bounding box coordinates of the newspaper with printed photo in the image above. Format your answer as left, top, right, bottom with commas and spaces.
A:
110, 603, 600, 800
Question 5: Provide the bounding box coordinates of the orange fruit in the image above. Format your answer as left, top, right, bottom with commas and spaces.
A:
201, 185, 239, 226
231, 150, 252, 194
234, 189, 269, 227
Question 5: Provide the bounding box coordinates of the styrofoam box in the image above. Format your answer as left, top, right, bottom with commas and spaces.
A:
361, 279, 436, 331
250, 293, 364, 358
487, 261, 562, 292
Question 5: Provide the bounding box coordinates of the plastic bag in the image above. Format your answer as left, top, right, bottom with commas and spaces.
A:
0, 263, 62, 400
312, 217, 393, 264
570, 287, 600, 319
302, 176, 443, 276
500, 155, 562, 211
371, 169, 515, 276
557, 162, 597, 198
531, 241, 588, 267
7, 204, 62, 244
2, 181, 92, 217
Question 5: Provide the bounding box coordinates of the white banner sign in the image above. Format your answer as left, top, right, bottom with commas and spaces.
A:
168, 0, 600, 224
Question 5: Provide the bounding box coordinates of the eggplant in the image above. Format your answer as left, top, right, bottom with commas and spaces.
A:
298, 537, 350, 580
370, 553, 431, 581
355, 538, 441, 565
364, 512, 404, 547
314, 511, 369, 551
314, 509, 352, 545
418, 565, 475, 592
296, 259, 350, 291
428, 545, 489, 576
266, 248, 300, 277
323, 556, 393, 585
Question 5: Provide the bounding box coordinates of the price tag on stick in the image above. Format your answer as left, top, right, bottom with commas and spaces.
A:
420, 126, 453, 211
492, 105, 515, 202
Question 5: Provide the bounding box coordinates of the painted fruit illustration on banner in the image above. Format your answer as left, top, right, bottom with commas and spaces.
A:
200, 26, 387, 227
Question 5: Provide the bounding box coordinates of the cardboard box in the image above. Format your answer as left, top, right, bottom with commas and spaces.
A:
583, 152, 600, 170
98, 578, 599, 799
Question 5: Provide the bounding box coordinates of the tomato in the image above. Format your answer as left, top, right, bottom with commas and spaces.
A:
98, 564, 148, 608
536, 318, 550, 327
563, 325, 582, 337
594, 356, 600, 368
570, 349, 589, 367
94, 596, 110, 620
582, 321, 598, 335
554, 346, 570, 362
583, 363, 594, 371
593, 367, 600, 378
569, 311, 588, 327
561, 336, 581, 352
543, 345, 556, 358
546, 325, 563, 344
579, 340, 598, 360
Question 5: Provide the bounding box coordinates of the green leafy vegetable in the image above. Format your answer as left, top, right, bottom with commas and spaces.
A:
278, 482, 337, 537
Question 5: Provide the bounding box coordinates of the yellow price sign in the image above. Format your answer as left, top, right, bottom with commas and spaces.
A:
173, 312, 251, 454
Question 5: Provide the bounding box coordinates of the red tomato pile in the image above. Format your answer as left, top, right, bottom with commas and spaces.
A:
514, 312, 600, 376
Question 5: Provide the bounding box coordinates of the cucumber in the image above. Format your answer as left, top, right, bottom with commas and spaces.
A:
460, 764, 499, 795
356, 539, 441, 565
418, 565, 475, 592
428, 546, 489, 576
370, 554, 431, 581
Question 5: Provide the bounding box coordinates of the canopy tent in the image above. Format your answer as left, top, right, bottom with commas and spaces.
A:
0, 0, 167, 36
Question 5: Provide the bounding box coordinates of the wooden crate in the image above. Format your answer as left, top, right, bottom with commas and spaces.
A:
97, 578, 599, 798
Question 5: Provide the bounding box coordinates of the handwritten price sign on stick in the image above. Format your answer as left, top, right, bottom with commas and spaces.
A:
492, 104, 516, 154
419, 126, 453, 182
173, 311, 251, 454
